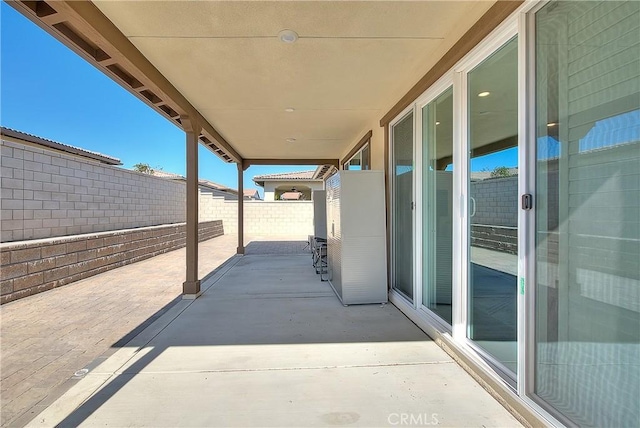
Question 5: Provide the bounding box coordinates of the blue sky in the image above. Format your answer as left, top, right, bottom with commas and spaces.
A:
0, 3, 313, 195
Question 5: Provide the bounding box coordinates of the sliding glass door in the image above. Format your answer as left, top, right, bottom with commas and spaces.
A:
533, 1, 639, 426
391, 112, 414, 301
387, 2, 639, 425
466, 37, 519, 376
421, 88, 454, 324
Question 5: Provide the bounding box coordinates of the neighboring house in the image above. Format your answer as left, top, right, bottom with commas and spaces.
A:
243, 189, 261, 200
253, 165, 336, 201
279, 191, 303, 201
1, 127, 122, 166
153, 170, 238, 200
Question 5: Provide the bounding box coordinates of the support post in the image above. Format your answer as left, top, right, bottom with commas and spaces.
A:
237, 163, 245, 254
182, 116, 202, 298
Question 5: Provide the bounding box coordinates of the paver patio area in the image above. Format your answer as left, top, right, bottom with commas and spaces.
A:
23, 248, 521, 427
0, 234, 239, 427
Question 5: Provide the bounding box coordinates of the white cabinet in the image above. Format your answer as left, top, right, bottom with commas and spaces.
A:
325, 171, 388, 305
312, 190, 327, 239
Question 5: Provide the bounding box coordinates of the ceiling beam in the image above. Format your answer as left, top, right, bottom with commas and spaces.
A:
7, 0, 242, 164
243, 159, 340, 170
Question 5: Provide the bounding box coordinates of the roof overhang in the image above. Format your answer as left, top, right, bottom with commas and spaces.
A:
7, 0, 241, 164
7, 0, 507, 165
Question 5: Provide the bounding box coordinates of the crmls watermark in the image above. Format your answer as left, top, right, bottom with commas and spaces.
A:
388, 413, 439, 426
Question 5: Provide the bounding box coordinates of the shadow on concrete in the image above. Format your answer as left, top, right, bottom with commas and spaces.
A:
244, 240, 309, 255
51, 248, 431, 427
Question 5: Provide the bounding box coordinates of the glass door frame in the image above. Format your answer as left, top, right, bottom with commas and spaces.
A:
388, 105, 416, 306
523, 2, 639, 425
414, 74, 455, 331
451, 17, 522, 386
386, 2, 565, 424
522, 3, 579, 425
522, 2, 541, 401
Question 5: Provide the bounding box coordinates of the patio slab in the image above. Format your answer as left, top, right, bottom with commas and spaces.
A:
1, 234, 238, 427
26, 253, 522, 427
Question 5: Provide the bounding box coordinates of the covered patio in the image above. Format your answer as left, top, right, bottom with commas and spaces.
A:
27, 248, 520, 427
5, 0, 544, 426
5, 0, 519, 298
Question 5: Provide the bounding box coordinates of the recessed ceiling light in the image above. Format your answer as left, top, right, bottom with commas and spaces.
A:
285, 108, 295, 113
286, 138, 296, 143
478, 91, 491, 97
278, 29, 299, 44
547, 122, 557, 127
435, 121, 441, 125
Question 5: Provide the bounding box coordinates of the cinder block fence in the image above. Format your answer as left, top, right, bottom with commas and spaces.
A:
1, 133, 315, 304
0, 220, 223, 304
1, 137, 186, 242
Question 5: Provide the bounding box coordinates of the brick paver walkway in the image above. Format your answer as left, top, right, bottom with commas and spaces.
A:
0, 234, 243, 427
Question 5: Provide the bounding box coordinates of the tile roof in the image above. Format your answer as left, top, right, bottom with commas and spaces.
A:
152, 170, 184, 179
1, 127, 122, 165
252, 165, 337, 186
280, 191, 303, 200
198, 178, 237, 194
253, 170, 317, 181
150, 170, 237, 194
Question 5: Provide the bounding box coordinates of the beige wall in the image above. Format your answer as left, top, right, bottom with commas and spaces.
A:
370, 123, 386, 171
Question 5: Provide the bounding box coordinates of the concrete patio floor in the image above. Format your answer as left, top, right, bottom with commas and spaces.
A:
1, 234, 309, 427
1, 234, 241, 427
25, 249, 521, 427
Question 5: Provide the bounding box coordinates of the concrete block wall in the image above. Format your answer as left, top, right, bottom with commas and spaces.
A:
470, 175, 518, 228
245, 201, 313, 236
200, 197, 314, 237
469, 176, 518, 254
0, 220, 223, 304
199, 192, 238, 228
1, 139, 186, 242
471, 224, 517, 255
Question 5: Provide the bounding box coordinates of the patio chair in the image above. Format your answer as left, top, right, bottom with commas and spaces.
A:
303, 235, 314, 252
312, 237, 328, 279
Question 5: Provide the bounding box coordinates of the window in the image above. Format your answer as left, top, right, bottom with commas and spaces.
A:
342, 134, 371, 171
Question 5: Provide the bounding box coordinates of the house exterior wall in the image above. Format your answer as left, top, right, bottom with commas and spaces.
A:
263, 183, 276, 201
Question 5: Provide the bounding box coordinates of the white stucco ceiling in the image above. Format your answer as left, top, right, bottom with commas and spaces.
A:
92, 0, 496, 160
